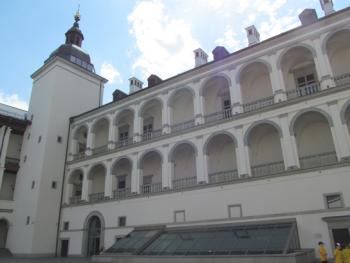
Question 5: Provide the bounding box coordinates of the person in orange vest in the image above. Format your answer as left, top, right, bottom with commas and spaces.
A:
334, 242, 344, 263
319, 241, 328, 263
343, 243, 350, 263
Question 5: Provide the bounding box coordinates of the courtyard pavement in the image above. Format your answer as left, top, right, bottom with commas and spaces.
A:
0, 257, 93, 263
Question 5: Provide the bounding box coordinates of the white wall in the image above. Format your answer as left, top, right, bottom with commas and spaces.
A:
207, 135, 236, 173
60, 166, 350, 256
294, 112, 335, 157
141, 152, 162, 184
240, 63, 272, 103
248, 124, 283, 166
94, 119, 109, 148
173, 144, 196, 180
171, 90, 194, 124
142, 104, 162, 131
326, 30, 350, 77
112, 159, 132, 190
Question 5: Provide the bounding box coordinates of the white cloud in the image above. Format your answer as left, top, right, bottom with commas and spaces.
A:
128, 0, 200, 80
0, 91, 28, 110
100, 62, 122, 84
215, 25, 242, 51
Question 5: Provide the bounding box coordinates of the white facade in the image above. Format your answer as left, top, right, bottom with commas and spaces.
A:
1, 3, 350, 260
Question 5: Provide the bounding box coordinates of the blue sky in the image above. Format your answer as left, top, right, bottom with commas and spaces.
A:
0, 0, 349, 110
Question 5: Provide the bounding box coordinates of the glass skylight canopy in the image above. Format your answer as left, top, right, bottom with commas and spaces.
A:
105, 222, 299, 256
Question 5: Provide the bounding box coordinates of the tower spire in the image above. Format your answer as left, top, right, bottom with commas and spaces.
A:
65, 8, 84, 47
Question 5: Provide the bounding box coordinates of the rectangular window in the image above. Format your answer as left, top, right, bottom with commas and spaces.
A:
118, 216, 126, 227
52, 181, 57, 189
63, 221, 69, 230
228, 204, 242, 218
31, 180, 35, 189
38, 136, 42, 143
174, 210, 185, 223
325, 193, 343, 209
57, 136, 62, 143
26, 216, 30, 225
117, 176, 126, 189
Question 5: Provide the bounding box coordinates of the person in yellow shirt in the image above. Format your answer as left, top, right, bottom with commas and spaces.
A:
334, 243, 344, 263
319, 241, 328, 263
343, 244, 350, 263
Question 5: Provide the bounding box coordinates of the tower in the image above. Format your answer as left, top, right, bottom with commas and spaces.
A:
7, 12, 107, 256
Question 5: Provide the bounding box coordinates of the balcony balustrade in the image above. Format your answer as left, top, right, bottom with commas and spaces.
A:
140, 182, 162, 194
142, 129, 163, 141
204, 108, 232, 124
92, 144, 108, 155
89, 192, 107, 203
172, 176, 197, 190
299, 151, 337, 169
170, 119, 195, 133
251, 161, 285, 177
208, 170, 238, 184
286, 83, 320, 100
72, 151, 86, 161
69, 196, 83, 205
333, 73, 350, 86
243, 96, 274, 113
115, 138, 134, 149
112, 187, 132, 200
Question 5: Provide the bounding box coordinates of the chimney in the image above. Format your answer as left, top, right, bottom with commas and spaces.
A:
129, 77, 143, 94
212, 46, 230, 61
147, 74, 162, 88
112, 89, 128, 102
298, 9, 318, 26
245, 25, 260, 46
193, 48, 208, 67
320, 0, 335, 16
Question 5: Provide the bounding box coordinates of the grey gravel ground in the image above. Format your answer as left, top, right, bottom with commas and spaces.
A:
0, 258, 93, 263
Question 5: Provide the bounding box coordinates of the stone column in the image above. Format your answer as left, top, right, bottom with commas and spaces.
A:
0, 126, 12, 191
81, 165, 90, 201
161, 144, 171, 189
107, 114, 116, 150
232, 126, 250, 177
328, 102, 350, 161
313, 37, 335, 90
104, 159, 113, 198
269, 53, 287, 102
195, 136, 207, 184
131, 153, 140, 194
228, 68, 243, 114
161, 93, 170, 134
193, 81, 204, 125
133, 105, 141, 142
85, 122, 94, 156
279, 114, 300, 169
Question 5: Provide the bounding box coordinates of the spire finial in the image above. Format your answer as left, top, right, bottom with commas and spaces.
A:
74, 4, 81, 23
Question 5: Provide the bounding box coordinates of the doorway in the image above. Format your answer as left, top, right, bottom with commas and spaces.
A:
325, 216, 350, 248
87, 216, 101, 256
0, 219, 8, 248
332, 228, 350, 246
60, 239, 69, 257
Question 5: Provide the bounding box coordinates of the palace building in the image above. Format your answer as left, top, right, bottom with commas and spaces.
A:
1, 1, 350, 262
